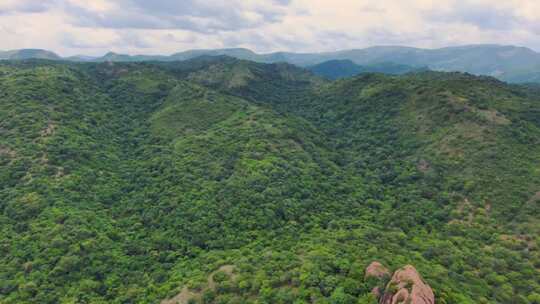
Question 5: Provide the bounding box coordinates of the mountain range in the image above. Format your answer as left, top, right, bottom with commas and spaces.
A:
2, 44, 540, 83
307, 60, 428, 79
1, 55, 539, 304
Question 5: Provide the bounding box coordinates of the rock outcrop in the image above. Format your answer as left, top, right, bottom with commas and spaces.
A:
380, 265, 435, 304
365, 261, 392, 299
365, 261, 391, 280
364, 262, 435, 304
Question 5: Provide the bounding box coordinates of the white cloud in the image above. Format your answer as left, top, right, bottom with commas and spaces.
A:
0, 0, 538, 56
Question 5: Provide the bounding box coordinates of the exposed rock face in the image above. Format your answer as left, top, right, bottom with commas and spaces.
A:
380, 265, 435, 304
365, 262, 390, 299
417, 159, 431, 173
528, 191, 540, 203
371, 286, 382, 299
365, 261, 391, 279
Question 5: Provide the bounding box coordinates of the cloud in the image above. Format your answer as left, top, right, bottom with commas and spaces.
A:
0, 0, 54, 15
63, 0, 291, 33
425, 2, 519, 31
0, 0, 539, 56
61, 30, 153, 49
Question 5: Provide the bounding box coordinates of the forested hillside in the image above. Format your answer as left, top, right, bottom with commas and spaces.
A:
0, 58, 539, 304
307, 60, 425, 79
5, 44, 540, 83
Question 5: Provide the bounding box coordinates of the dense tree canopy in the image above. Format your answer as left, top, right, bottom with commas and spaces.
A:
0, 58, 539, 303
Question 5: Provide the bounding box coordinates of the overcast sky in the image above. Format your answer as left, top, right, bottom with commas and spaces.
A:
1, 0, 539, 56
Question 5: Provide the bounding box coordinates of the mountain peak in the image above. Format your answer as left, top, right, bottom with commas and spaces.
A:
0, 49, 61, 60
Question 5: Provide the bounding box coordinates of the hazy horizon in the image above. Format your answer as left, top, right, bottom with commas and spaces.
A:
1, 0, 540, 56
4, 43, 540, 58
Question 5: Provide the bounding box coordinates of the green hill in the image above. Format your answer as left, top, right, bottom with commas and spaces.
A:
0, 49, 61, 60
307, 59, 426, 79
0, 58, 539, 304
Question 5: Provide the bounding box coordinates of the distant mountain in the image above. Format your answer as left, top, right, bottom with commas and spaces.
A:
93, 51, 167, 62
0, 49, 61, 60
65, 55, 98, 61
91, 48, 261, 63
308, 59, 427, 79
307, 59, 364, 79
170, 48, 260, 61
3, 45, 540, 83
287, 45, 540, 83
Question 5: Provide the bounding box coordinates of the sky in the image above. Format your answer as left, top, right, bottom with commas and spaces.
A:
1, 0, 539, 56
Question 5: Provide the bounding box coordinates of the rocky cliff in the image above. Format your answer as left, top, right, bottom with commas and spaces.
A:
366, 262, 435, 304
